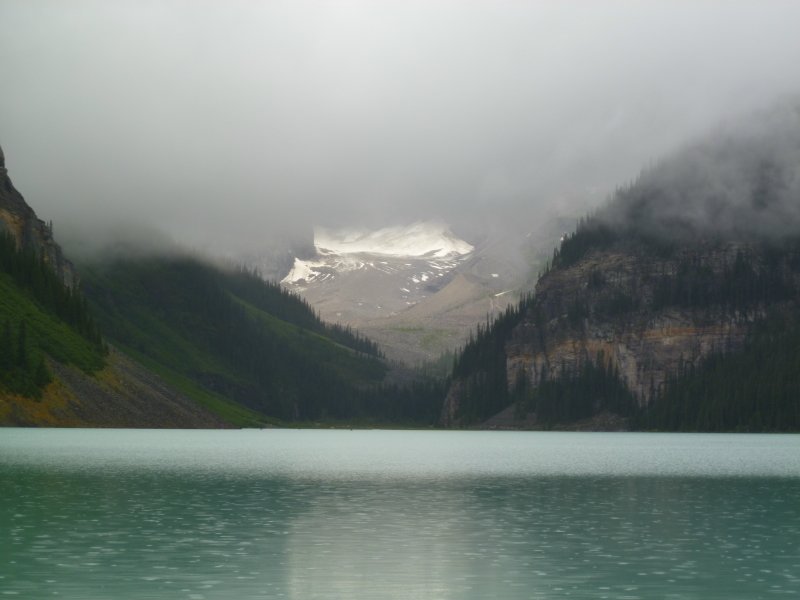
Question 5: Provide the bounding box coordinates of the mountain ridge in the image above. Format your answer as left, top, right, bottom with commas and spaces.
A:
442, 105, 800, 431
0, 140, 442, 427
0, 145, 77, 288
281, 221, 528, 364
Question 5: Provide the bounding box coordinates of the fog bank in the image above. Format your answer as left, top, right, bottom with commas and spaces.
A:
1, 1, 799, 255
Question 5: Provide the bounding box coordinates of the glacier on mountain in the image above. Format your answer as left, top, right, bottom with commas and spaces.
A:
314, 221, 473, 258
282, 222, 473, 286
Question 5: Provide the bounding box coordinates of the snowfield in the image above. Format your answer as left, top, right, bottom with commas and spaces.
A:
277, 219, 529, 364
314, 221, 473, 259
282, 222, 473, 286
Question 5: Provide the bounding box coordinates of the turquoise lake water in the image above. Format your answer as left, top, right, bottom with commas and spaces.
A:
1, 429, 799, 599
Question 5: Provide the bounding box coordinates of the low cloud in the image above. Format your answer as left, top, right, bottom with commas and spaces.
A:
602, 102, 800, 241
1, 1, 800, 255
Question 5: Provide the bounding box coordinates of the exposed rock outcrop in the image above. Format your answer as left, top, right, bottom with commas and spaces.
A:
441, 239, 800, 428
0, 144, 78, 287
506, 244, 766, 406
442, 103, 800, 429
0, 348, 230, 428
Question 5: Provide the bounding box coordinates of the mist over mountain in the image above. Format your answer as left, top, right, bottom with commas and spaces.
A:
3, 1, 800, 257
599, 102, 800, 242
444, 103, 800, 431
3, 2, 800, 431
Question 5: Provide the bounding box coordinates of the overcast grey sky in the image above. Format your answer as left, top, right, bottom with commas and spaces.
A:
1, 0, 799, 253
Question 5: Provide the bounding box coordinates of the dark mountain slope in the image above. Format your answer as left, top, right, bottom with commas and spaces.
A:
80, 254, 409, 423
0, 144, 105, 402
1, 142, 439, 427
0, 145, 77, 287
443, 104, 800, 431
0, 145, 226, 427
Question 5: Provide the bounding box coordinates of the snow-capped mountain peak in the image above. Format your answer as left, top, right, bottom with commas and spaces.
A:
314, 221, 473, 259
278, 221, 525, 365
282, 221, 473, 286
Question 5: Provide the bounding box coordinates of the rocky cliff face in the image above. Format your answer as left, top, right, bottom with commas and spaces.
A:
508, 244, 766, 404
442, 104, 800, 428
441, 237, 800, 427
0, 145, 78, 287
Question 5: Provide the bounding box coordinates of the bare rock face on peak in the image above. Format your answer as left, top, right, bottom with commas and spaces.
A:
441, 104, 800, 430
281, 221, 529, 364
0, 144, 77, 288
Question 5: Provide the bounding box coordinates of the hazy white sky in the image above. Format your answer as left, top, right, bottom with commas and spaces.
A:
1, 1, 799, 252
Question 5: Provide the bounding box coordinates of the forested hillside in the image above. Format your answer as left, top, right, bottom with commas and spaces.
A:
443, 106, 800, 432
0, 231, 105, 399
642, 315, 800, 431
1, 140, 441, 427
82, 254, 442, 424
0, 143, 106, 402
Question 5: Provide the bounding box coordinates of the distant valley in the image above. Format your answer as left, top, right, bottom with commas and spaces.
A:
280, 221, 561, 365
2, 104, 800, 432
0, 145, 441, 427
444, 104, 800, 432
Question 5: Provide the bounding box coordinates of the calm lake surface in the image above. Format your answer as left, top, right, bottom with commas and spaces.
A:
1, 430, 799, 599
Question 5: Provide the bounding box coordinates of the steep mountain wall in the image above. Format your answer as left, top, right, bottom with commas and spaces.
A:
507, 245, 760, 404
441, 239, 800, 427
442, 104, 800, 429
0, 349, 230, 428
281, 222, 523, 364
0, 145, 77, 288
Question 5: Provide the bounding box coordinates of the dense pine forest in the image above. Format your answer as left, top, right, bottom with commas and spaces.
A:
642, 315, 800, 431
448, 294, 533, 424
81, 254, 441, 424
223, 265, 384, 359
444, 132, 800, 431
516, 355, 638, 427
448, 215, 800, 431
0, 232, 105, 397
0, 212, 442, 425
0, 232, 102, 345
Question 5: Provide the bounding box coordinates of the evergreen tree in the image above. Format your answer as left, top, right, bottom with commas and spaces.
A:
16, 320, 28, 371
34, 356, 51, 389
0, 319, 11, 370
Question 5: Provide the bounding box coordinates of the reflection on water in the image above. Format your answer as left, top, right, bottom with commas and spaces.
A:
1, 430, 799, 599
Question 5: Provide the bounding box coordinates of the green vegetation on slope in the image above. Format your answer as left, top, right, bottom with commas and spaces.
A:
448, 294, 534, 424
0, 232, 102, 345
0, 233, 105, 398
642, 315, 800, 431
82, 254, 414, 423
449, 227, 800, 430
514, 354, 638, 428
224, 267, 383, 358
445, 119, 800, 430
